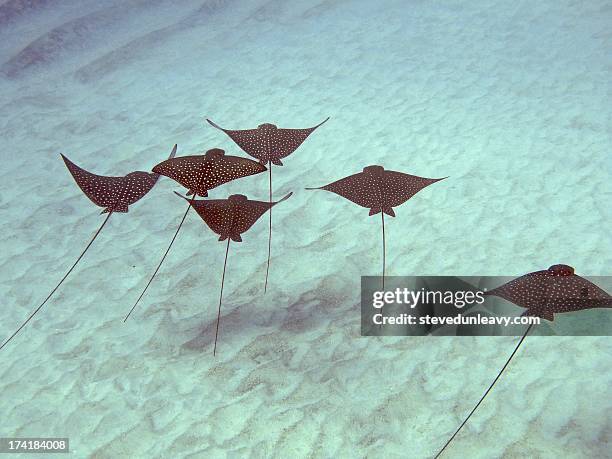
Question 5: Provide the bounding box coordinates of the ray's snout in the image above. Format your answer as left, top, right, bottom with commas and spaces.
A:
363, 165, 385, 175
205, 148, 226, 159
548, 264, 574, 276
228, 194, 248, 202
257, 123, 277, 130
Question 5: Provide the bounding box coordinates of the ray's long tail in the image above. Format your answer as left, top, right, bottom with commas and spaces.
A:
381, 211, 386, 290
378, 211, 386, 327
264, 164, 272, 293
213, 238, 231, 356
434, 323, 534, 458
1, 212, 113, 351
123, 198, 194, 322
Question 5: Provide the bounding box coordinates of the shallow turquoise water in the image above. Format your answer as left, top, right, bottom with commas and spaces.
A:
0, 1, 610, 457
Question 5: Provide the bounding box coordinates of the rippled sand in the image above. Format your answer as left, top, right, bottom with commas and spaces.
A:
0, 0, 610, 457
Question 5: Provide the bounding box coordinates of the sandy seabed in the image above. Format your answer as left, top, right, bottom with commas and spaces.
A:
0, 1, 610, 457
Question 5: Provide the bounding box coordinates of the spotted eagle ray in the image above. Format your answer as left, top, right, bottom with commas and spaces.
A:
206, 117, 329, 292
0, 144, 177, 351
435, 264, 612, 458
174, 191, 293, 356
123, 149, 267, 322
306, 165, 446, 288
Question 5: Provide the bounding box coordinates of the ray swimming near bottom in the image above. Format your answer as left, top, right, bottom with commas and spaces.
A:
0, 144, 177, 351
174, 191, 293, 356
123, 149, 267, 322
206, 117, 329, 293
434, 264, 612, 458
306, 165, 446, 289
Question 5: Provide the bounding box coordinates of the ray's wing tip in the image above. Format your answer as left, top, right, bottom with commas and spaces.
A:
60, 153, 72, 164
271, 192, 293, 206
429, 176, 449, 183
205, 118, 222, 130
314, 117, 330, 128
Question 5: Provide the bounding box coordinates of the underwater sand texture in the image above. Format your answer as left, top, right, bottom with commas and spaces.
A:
0, 0, 610, 457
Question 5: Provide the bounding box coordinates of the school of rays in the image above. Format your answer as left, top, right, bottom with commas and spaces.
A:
2, 117, 611, 458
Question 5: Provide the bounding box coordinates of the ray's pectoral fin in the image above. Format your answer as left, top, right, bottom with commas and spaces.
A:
368, 206, 395, 216
219, 233, 242, 242
276, 192, 293, 204
101, 204, 128, 214
540, 310, 554, 321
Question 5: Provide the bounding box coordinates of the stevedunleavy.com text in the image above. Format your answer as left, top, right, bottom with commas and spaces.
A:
371, 313, 540, 327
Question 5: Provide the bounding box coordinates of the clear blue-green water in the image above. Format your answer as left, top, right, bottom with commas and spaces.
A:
0, 1, 610, 457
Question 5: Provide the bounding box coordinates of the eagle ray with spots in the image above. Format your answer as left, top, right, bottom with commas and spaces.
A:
434, 264, 612, 458
206, 117, 329, 293
0, 144, 177, 351
123, 149, 267, 322
306, 165, 446, 289
174, 191, 293, 356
